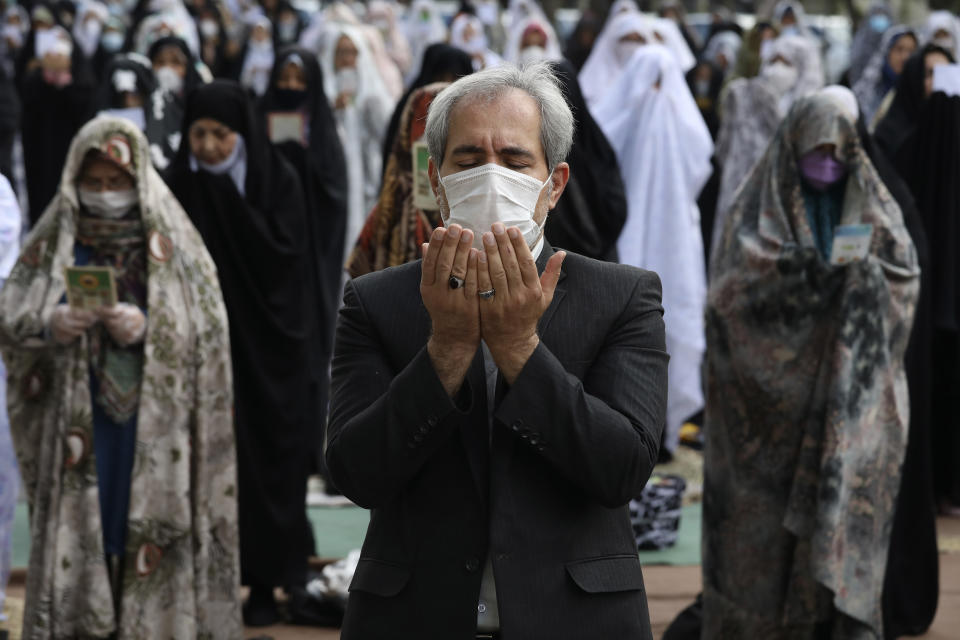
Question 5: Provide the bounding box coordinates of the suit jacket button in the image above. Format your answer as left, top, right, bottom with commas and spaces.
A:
511, 421, 522, 432
418, 425, 429, 434
427, 415, 439, 427
413, 433, 424, 443
465, 557, 480, 572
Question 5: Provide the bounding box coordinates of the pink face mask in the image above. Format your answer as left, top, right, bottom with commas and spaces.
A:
798, 149, 847, 191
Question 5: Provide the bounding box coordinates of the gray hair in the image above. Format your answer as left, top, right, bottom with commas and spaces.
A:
424, 62, 574, 172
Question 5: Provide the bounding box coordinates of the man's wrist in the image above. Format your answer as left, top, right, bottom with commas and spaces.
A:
487, 334, 539, 385
427, 335, 477, 397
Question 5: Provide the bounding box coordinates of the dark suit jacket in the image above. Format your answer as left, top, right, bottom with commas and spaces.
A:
326, 244, 668, 640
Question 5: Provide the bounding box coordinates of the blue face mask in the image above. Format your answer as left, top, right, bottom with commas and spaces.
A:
101, 31, 124, 52
869, 14, 891, 34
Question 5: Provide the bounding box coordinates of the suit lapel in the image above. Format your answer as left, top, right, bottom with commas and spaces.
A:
535, 242, 568, 338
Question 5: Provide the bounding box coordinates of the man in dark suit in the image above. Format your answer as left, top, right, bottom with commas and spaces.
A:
326, 61, 668, 640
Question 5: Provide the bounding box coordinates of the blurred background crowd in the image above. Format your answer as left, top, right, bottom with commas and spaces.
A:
0, 0, 959, 637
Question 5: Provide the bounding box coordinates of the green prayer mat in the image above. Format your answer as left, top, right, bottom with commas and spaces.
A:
11, 501, 703, 569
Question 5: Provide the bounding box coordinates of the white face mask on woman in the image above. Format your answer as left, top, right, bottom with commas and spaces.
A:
78, 187, 138, 218
440, 163, 551, 254
761, 61, 799, 94
155, 65, 183, 94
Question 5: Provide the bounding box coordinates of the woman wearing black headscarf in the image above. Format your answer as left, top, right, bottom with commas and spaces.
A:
91, 53, 184, 170
380, 42, 472, 177
259, 46, 347, 476
148, 35, 205, 105
165, 80, 317, 626
546, 59, 626, 262
19, 22, 95, 225
876, 44, 960, 524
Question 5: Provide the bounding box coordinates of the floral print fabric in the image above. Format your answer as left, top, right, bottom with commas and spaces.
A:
0, 116, 241, 639
703, 92, 920, 639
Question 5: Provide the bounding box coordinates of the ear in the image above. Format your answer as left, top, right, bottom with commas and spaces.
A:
428, 156, 440, 198
546, 162, 570, 209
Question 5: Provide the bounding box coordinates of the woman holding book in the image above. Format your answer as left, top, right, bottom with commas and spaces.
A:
0, 115, 241, 638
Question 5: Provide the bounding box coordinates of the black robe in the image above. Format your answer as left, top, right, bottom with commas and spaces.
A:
862, 115, 940, 640
165, 80, 316, 589
686, 61, 724, 262
874, 44, 953, 637
546, 59, 626, 262
259, 46, 348, 474
20, 43, 95, 225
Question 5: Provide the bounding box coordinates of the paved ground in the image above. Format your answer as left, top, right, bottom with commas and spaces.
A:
4, 517, 959, 640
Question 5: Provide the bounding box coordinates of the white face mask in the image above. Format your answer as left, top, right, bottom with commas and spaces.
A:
440, 163, 550, 253
200, 19, 218, 38
615, 40, 641, 66
78, 187, 138, 218
933, 35, 956, 53
761, 61, 798, 94
336, 67, 358, 95
519, 45, 547, 65
155, 65, 183, 94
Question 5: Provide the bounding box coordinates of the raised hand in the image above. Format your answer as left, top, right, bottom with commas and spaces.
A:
477, 222, 565, 383
50, 304, 99, 345
97, 303, 147, 347
420, 224, 481, 396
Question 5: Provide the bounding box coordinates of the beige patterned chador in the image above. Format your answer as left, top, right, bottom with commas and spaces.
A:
0, 117, 241, 639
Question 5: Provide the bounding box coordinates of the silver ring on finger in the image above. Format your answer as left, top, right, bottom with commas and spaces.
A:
478, 288, 496, 300
449, 275, 465, 290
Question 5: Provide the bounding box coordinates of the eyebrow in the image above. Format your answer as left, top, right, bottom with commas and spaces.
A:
449, 144, 536, 160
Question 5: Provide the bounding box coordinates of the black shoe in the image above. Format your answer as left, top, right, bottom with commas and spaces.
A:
243, 585, 280, 627
286, 585, 345, 627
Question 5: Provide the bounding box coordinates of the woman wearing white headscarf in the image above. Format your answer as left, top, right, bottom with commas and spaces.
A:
239, 15, 274, 97
132, 0, 201, 56
923, 10, 960, 59
651, 16, 695, 72
712, 33, 825, 252
401, 0, 447, 84
359, 23, 404, 101
72, 0, 109, 59
320, 25, 392, 250
702, 30, 742, 73
594, 44, 713, 453
772, 0, 815, 40
503, 15, 562, 65
505, 0, 549, 32
578, 11, 651, 106
366, 0, 412, 78
449, 13, 502, 71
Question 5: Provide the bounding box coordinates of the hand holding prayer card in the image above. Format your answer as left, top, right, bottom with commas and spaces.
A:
65, 266, 118, 310
933, 64, 960, 98
267, 112, 307, 147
